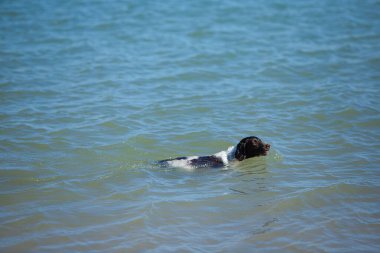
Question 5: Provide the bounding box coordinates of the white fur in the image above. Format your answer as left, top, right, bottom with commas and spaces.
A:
213, 146, 236, 165
226, 145, 237, 162
166, 156, 199, 170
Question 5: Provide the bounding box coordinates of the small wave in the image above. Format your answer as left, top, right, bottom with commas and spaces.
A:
271, 183, 379, 213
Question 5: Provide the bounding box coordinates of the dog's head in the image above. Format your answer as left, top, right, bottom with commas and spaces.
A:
234, 136, 270, 161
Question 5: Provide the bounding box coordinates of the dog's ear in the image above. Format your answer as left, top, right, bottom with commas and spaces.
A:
235, 142, 246, 161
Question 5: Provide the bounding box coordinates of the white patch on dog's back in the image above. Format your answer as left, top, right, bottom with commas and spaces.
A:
164, 146, 236, 169
213, 146, 236, 165
166, 156, 199, 170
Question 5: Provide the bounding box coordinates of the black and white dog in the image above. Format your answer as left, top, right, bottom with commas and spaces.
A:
158, 136, 270, 169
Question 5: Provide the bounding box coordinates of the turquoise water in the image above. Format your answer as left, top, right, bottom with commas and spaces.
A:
1, 0, 380, 252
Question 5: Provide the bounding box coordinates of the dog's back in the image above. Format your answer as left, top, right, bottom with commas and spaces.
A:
158, 155, 225, 169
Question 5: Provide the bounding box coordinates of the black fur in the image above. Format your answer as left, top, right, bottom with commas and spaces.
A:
189, 156, 224, 168
235, 136, 270, 161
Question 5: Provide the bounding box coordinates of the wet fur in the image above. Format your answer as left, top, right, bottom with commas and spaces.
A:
158, 136, 270, 169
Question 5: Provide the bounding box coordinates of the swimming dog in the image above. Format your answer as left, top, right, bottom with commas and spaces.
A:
158, 136, 270, 169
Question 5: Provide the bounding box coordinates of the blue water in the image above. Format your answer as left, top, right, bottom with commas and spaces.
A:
1, 0, 380, 252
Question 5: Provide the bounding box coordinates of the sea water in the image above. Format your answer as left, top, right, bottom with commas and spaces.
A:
1, 0, 380, 252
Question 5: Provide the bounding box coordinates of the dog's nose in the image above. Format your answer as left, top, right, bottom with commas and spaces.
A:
265, 144, 270, 150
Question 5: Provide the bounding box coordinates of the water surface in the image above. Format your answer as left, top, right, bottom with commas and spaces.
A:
1, 0, 380, 252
